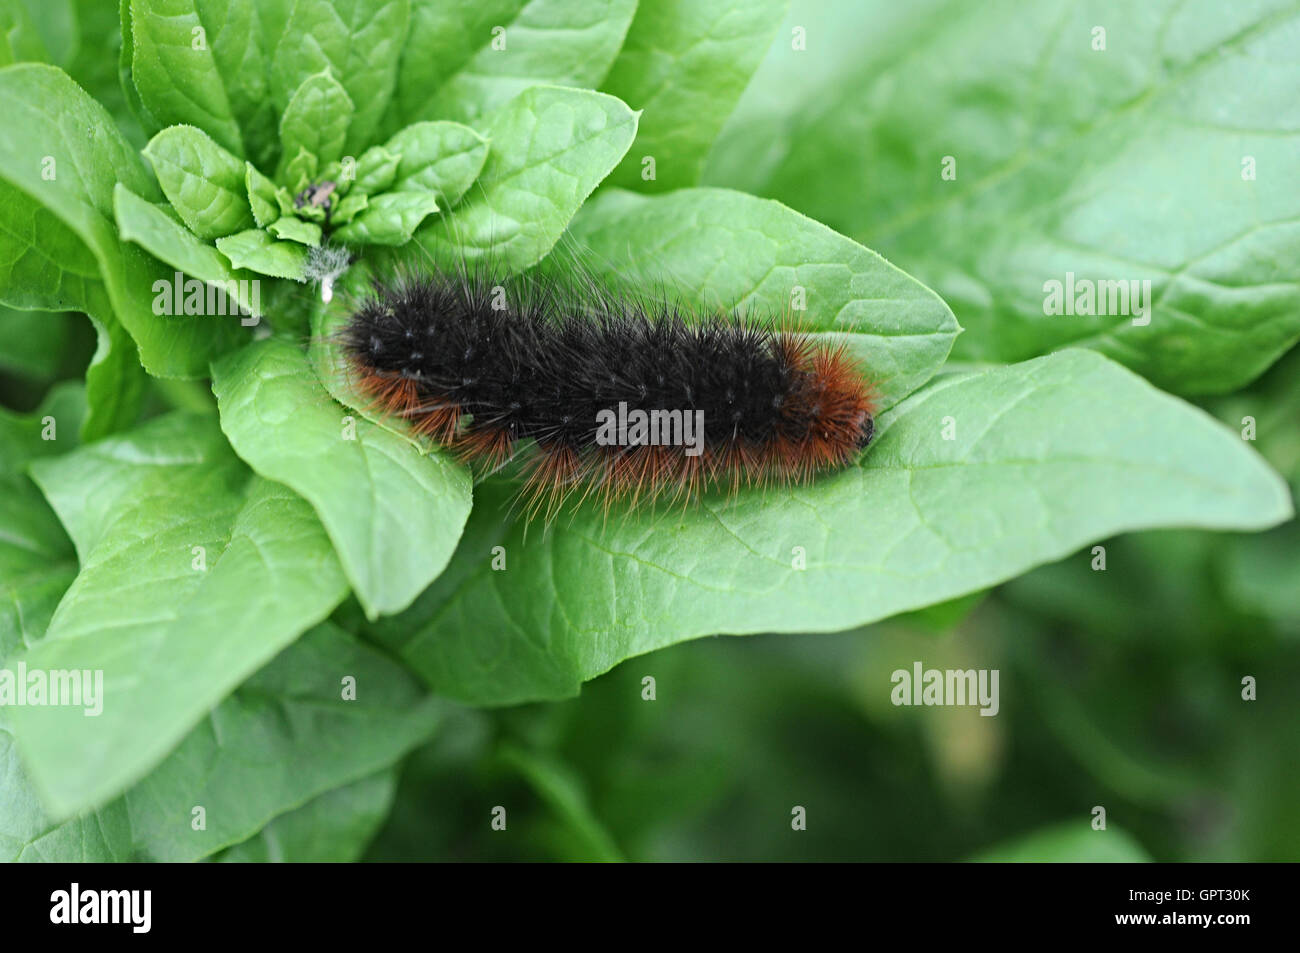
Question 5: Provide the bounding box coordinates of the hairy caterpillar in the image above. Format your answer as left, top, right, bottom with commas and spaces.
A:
340, 266, 877, 516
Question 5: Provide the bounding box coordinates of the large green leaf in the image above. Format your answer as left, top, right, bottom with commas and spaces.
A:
211, 338, 472, 619
66, 0, 143, 148
706, 0, 1300, 395
3, 624, 439, 861
128, 0, 247, 156
603, 0, 788, 192
214, 771, 398, 862
126, 0, 283, 166
278, 69, 354, 174
11, 412, 349, 817
0, 386, 82, 664
0, 733, 131, 859
370, 349, 1292, 706
0, 181, 147, 440
567, 187, 960, 411
389, 0, 637, 127
418, 85, 638, 268
119, 623, 436, 861
383, 120, 488, 206
0, 179, 100, 313
200, 0, 284, 168
270, 0, 409, 154
0, 387, 123, 861
0, 63, 244, 376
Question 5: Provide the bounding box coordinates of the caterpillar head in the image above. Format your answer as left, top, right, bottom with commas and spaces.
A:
779, 339, 877, 466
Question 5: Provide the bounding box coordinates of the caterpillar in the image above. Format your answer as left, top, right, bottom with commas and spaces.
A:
340, 266, 877, 516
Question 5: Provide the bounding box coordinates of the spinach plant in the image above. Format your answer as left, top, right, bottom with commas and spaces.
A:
0, 0, 1293, 861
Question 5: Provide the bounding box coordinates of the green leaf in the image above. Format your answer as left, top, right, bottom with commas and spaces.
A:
275, 186, 301, 219
216, 228, 307, 280
126, 0, 246, 157
120, 623, 435, 861
17, 0, 75, 65
390, 0, 637, 126
118, 0, 158, 135
65, 0, 142, 148
214, 771, 398, 863
332, 191, 368, 224
82, 310, 147, 441
268, 215, 322, 246
0, 180, 146, 438
197, 1, 284, 169
383, 120, 487, 206
113, 184, 263, 318
142, 124, 255, 240
706, 0, 1300, 395
0, 304, 69, 381
0, 388, 119, 861
419, 85, 638, 268
567, 187, 959, 411
284, 145, 318, 194
123, 0, 282, 164
603, 0, 788, 192
969, 821, 1151, 863
245, 161, 279, 227
12, 412, 349, 816
334, 190, 438, 246
25, 2, 77, 65
309, 257, 385, 412
370, 349, 1292, 706
211, 338, 472, 619
271, 0, 410, 155
352, 144, 400, 194
278, 69, 354, 175
0, 392, 120, 862
0, 386, 81, 663
3, 623, 438, 861
0, 63, 243, 376
0, 732, 131, 859
0, 0, 49, 64
0, 179, 100, 312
